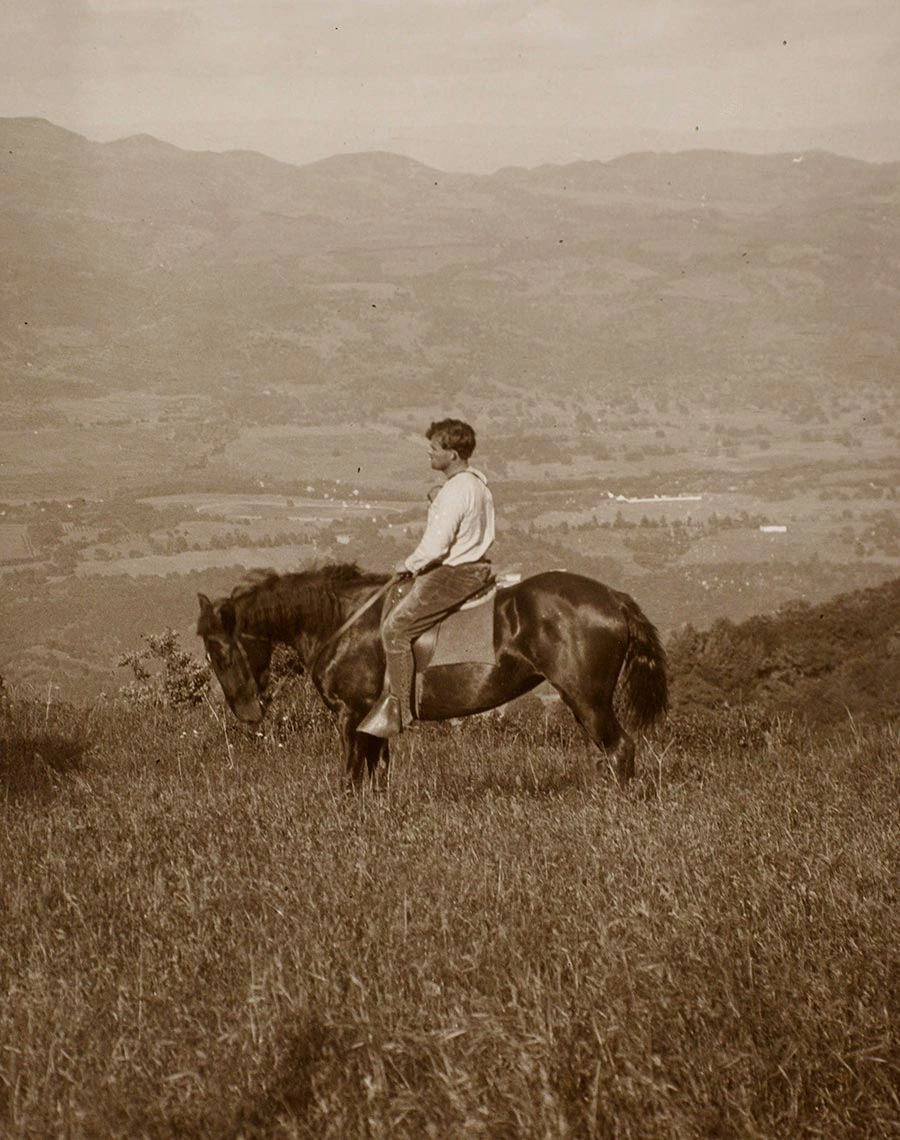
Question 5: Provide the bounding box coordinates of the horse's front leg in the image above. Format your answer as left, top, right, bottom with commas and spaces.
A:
337, 709, 368, 788
364, 734, 390, 790
337, 710, 389, 790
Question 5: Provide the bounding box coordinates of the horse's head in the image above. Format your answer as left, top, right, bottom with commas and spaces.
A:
197, 593, 273, 724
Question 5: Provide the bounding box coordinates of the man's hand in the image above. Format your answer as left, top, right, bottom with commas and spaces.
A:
392, 561, 412, 576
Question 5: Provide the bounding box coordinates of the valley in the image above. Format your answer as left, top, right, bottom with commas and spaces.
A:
2, 388, 897, 701
1, 119, 898, 700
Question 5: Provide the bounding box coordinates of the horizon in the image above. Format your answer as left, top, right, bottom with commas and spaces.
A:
7, 113, 899, 177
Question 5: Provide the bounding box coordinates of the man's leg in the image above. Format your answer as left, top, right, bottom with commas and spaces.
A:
384, 645, 416, 728
359, 564, 492, 737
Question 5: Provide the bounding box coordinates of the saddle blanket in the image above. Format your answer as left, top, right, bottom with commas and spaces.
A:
382, 577, 497, 669
416, 590, 497, 669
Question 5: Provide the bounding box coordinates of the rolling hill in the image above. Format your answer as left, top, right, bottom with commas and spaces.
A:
3, 116, 897, 428
668, 575, 900, 726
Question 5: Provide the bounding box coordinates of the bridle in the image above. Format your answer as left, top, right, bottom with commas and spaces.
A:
234, 628, 270, 669
205, 628, 275, 702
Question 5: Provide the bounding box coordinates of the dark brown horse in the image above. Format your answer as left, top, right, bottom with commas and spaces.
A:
197, 563, 667, 788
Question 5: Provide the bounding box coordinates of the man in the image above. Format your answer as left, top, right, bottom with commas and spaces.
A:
359, 418, 495, 737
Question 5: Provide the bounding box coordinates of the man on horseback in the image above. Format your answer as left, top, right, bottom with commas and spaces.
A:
358, 418, 495, 737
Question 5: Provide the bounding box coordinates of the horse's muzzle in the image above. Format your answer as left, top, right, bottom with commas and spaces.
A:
232, 694, 265, 724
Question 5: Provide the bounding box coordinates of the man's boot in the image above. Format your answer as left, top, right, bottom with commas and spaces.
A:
358, 649, 415, 738
357, 691, 402, 738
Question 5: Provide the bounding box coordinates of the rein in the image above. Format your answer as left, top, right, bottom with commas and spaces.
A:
307, 573, 403, 673
234, 629, 269, 679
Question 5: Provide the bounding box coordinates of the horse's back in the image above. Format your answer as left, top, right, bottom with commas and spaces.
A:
515, 568, 613, 591
504, 569, 624, 615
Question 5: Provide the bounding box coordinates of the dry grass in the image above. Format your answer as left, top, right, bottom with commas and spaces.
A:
1, 691, 898, 1139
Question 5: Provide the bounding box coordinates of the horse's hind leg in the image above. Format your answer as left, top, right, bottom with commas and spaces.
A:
558, 690, 635, 787
609, 725, 635, 786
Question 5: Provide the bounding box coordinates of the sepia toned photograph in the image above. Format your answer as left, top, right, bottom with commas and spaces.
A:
2, 2, 898, 1136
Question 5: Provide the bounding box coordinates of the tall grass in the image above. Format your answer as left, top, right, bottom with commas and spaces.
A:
1, 687, 898, 1138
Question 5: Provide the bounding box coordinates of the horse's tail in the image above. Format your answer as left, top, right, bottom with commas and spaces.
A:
615, 590, 669, 729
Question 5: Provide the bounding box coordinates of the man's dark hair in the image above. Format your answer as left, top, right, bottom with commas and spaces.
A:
427, 418, 477, 460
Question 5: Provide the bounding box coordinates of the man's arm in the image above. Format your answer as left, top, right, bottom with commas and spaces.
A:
403, 482, 465, 573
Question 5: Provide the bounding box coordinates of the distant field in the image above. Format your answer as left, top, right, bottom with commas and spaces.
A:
210, 424, 431, 493
2, 386, 897, 702
0, 424, 196, 498
679, 526, 839, 566
141, 493, 407, 522
77, 544, 320, 578
0, 523, 32, 562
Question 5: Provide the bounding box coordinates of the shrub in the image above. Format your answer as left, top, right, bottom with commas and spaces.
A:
117, 629, 210, 708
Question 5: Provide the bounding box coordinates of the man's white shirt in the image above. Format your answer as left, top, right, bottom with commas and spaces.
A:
404, 468, 495, 573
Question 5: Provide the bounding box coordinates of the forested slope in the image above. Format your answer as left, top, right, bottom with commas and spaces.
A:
667, 576, 900, 726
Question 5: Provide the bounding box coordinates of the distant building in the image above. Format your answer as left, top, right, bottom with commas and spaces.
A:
759, 525, 787, 533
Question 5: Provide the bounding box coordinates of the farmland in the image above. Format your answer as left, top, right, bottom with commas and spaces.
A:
2, 385, 898, 703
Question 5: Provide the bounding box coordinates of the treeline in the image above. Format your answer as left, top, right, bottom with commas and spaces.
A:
667, 576, 900, 727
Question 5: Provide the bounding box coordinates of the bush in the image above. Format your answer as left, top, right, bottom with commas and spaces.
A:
118, 629, 210, 708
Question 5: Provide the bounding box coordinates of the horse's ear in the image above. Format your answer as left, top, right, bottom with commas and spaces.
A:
197, 593, 213, 635
197, 594, 234, 636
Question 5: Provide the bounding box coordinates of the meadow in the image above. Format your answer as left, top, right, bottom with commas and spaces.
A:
1, 685, 898, 1139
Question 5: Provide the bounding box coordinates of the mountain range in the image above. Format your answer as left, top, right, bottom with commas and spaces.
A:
2, 116, 897, 434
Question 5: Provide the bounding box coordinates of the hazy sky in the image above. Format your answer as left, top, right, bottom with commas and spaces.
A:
4, 0, 899, 171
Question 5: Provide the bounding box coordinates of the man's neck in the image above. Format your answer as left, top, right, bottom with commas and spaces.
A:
444, 458, 468, 479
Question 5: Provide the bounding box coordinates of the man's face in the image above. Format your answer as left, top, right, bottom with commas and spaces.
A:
428, 437, 456, 472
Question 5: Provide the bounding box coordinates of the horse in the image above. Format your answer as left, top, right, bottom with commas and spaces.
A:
196, 562, 668, 789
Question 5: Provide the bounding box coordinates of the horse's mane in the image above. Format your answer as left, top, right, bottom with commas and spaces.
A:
231, 561, 387, 637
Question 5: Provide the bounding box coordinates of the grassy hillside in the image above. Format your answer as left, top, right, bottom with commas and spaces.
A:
1, 689, 898, 1138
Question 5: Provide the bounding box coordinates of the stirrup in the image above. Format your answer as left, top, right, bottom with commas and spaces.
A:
358, 693, 403, 738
